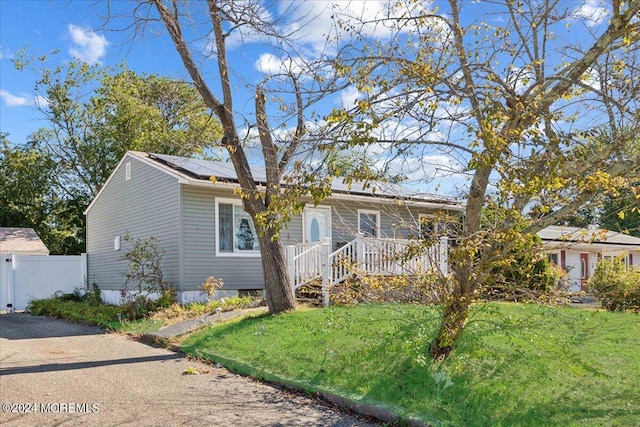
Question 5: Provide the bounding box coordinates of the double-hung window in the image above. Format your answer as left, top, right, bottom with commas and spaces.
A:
358, 210, 380, 237
418, 213, 446, 239
216, 198, 260, 256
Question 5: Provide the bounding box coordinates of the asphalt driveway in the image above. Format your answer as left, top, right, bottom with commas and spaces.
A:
0, 314, 376, 426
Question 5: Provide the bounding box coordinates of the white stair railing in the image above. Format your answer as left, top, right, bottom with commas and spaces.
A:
286, 238, 331, 292
328, 238, 357, 285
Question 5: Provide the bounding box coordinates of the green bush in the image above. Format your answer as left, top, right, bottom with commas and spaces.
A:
28, 297, 122, 325
588, 257, 640, 312
53, 283, 104, 304
155, 288, 177, 309
86, 283, 104, 305
483, 232, 562, 300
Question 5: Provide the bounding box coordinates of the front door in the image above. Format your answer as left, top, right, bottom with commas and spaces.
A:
304, 207, 331, 244
580, 253, 589, 291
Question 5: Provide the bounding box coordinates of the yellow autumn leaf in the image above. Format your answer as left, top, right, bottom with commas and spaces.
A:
618, 211, 625, 220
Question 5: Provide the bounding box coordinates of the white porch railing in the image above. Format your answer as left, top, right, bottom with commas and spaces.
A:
286, 238, 331, 292
286, 235, 449, 306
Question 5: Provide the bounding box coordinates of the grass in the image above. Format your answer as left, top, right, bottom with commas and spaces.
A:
28, 298, 166, 334
181, 303, 640, 426
27, 294, 259, 335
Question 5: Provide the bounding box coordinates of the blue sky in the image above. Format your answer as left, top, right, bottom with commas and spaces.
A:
0, 0, 612, 196
0, 0, 356, 143
0, 0, 200, 143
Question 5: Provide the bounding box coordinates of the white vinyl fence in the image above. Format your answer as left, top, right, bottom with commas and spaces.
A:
0, 253, 87, 312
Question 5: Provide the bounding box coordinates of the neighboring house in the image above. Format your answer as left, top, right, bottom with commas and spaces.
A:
0, 227, 50, 256
85, 151, 464, 304
538, 225, 640, 292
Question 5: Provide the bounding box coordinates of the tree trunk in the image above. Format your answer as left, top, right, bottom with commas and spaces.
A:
430, 290, 472, 360
257, 231, 297, 314
428, 165, 487, 360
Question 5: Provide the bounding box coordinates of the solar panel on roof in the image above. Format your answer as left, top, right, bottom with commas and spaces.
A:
150, 153, 267, 181
147, 152, 460, 205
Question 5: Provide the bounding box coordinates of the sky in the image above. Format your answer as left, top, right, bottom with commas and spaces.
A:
0, 0, 613, 197
0, 0, 201, 143
1, 0, 373, 143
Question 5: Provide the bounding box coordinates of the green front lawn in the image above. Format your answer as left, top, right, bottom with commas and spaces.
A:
182, 303, 640, 426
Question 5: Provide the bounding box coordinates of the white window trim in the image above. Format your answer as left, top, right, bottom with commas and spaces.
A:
602, 251, 630, 269
546, 251, 560, 266
303, 205, 332, 244
215, 197, 261, 257
419, 212, 452, 235
125, 162, 131, 181
358, 209, 380, 237
419, 213, 441, 235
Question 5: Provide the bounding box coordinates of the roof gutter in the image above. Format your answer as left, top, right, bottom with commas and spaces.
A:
184, 177, 464, 210
542, 238, 640, 248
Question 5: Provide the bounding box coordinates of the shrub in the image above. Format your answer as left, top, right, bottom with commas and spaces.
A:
483, 257, 563, 302
151, 296, 257, 321
86, 283, 104, 305
56, 289, 85, 302
120, 295, 154, 320
119, 291, 178, 321
479, 231, 562, 301
155, 288, 177, 309
52, 283, 103, 305
28, 296, 122, 325
120, 233, 176, 312
200, 276, 224, 302
588, 257, 640, 312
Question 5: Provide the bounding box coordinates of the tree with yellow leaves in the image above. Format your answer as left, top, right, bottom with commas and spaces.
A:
328, 0, 640, 359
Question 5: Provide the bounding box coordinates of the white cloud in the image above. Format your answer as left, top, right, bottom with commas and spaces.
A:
255, 53, 304, 75
67, 24, 109, 65
224, 1, 441, 55
506, 66, 534, 95
0, 89, 30, 107
33, 95, 50, 108
382, 154, 464, 183
281, 1, 438, 47
339, 86, 363, 109
0, 89, 49, 108
573, 0, 609, 27
580, 67, 602, 92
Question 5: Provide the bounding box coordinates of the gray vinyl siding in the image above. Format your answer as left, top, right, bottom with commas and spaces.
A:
285, 199, 453, 252
86, 157, 181, 291
281, 215, 302, 246
181, 186, 264, 291
323, 199, 447, 249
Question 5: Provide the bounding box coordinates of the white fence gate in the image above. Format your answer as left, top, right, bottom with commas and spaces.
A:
0, 253, 87, 312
